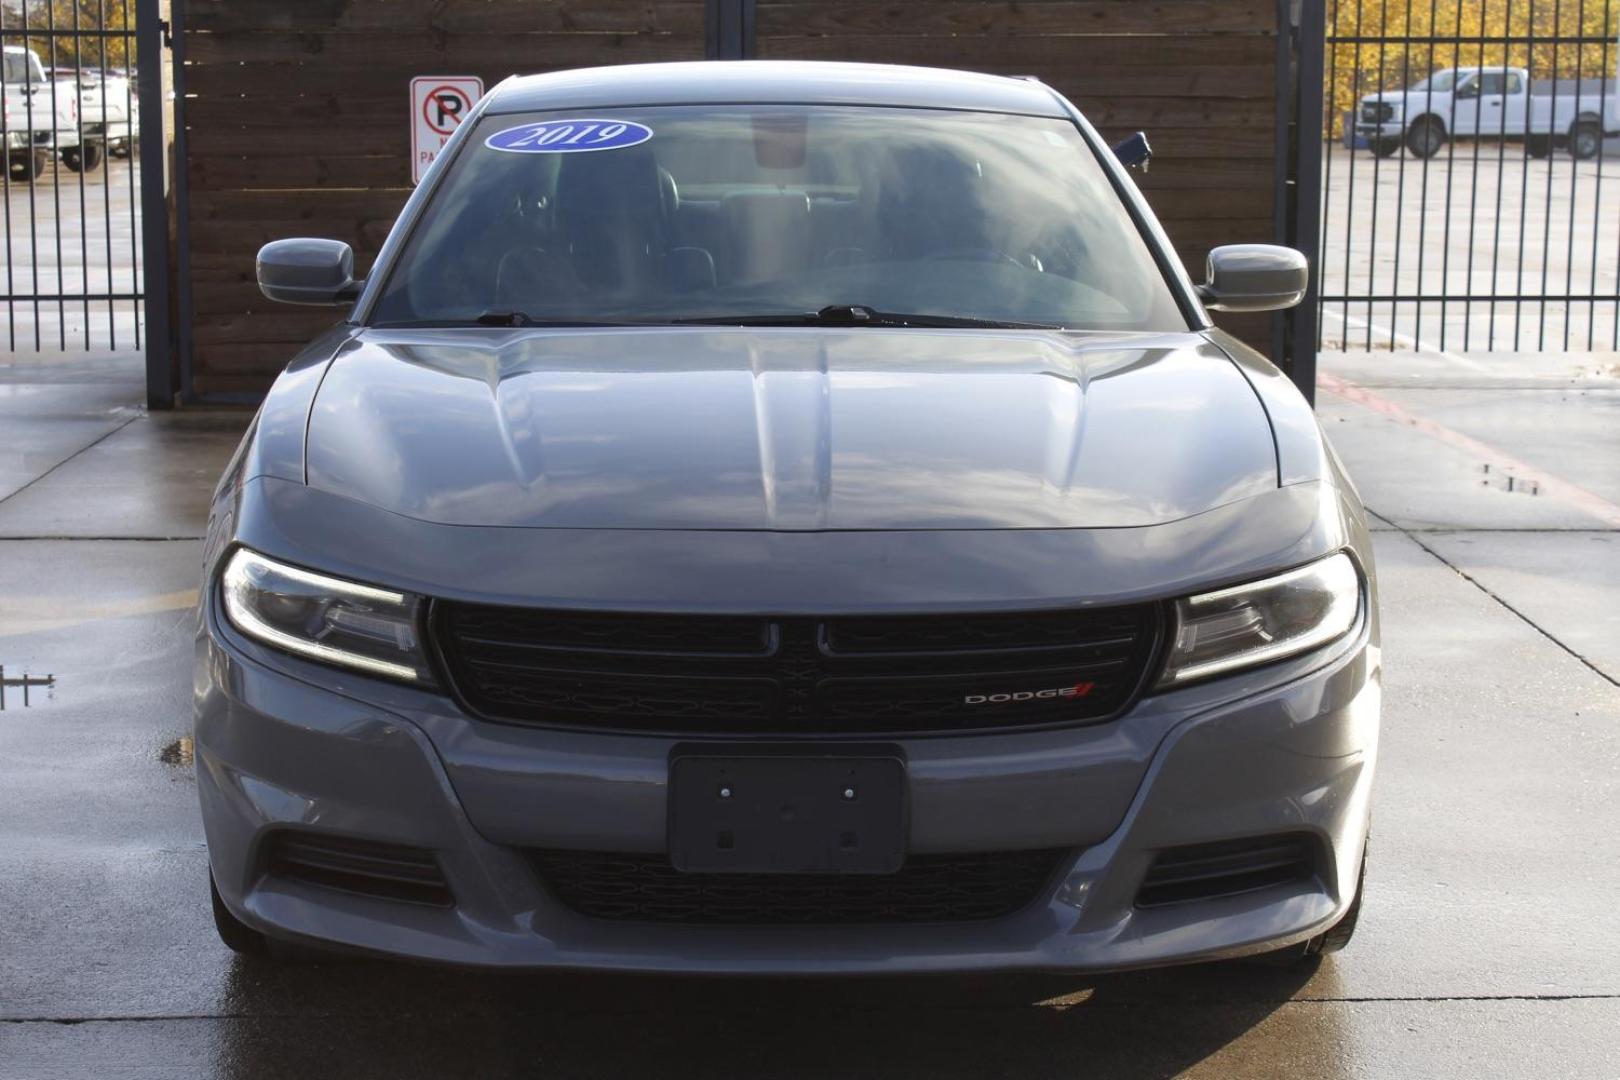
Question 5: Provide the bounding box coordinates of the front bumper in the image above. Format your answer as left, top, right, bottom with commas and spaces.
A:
196, 598, 1379, 975
1355, 120, 1405, 140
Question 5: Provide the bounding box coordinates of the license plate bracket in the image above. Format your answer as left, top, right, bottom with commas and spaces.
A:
669, 754, 905, 875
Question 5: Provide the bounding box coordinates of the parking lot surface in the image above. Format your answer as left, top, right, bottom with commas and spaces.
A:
0, 347, 1617, 1078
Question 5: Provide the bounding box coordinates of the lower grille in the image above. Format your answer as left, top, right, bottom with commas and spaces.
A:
529, 849, 1069, 924
1361, 102, 1395, 122
265, 831, 453, 908
433, 603, 1162, 736
1135, 834, 1317, 909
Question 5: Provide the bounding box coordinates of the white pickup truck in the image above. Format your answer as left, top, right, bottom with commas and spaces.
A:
4, 45, 130, 182
1355, 65, 1620, 160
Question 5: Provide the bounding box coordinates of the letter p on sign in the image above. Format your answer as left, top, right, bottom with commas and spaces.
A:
411, 76, 484, 185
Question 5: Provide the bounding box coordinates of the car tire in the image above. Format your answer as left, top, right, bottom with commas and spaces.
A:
1405, 118, 1445, 159
210, 870, 268, 955
1370, 136, 1402, 158
1246, 841, 1366, 967
62, 142, 104, 173
1527, 135, 1552, 158
1569, 121, 1601, 161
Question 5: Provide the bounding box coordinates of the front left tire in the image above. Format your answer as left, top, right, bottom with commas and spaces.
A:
210, 870, 268, 955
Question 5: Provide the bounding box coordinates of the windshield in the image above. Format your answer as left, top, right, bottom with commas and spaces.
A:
370, 105, 1187, 331
4, 51, 42, 86
1409, 71, 1458, 92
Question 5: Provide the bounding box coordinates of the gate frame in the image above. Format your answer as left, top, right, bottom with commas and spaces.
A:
137, 0, 172, 408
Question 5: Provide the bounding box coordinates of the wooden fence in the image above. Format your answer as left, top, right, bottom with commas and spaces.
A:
177, 0, 1282, 398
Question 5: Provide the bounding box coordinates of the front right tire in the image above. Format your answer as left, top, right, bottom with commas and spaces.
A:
1405, 118, 1446, 159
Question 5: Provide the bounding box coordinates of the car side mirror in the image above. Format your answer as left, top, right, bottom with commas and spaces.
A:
1111, 131, 1153, 173
1198, 244, 1308, 312
256, 238, 362, 306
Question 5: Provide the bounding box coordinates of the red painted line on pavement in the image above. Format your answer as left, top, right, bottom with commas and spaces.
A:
1317, 372, 1620, 529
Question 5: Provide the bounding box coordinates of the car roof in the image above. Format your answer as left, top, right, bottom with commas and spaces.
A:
485, 61, 1068, 118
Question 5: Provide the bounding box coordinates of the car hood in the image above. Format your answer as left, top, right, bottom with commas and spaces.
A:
303, 327, 1279, 531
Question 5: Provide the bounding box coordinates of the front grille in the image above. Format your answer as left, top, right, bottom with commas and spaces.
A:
1361, 102, 1395, 122
529, 849, 1069, 924
265, 831, 453, 907
1135, 834, 1318, 909
432, 604, 1162, 736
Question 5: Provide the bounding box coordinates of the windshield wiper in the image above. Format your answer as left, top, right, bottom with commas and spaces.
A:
369, 312, 645, 329
672, 305, 1063, 330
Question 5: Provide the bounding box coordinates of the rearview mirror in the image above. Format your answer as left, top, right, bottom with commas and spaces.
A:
1198, 244, 1308, 312
1111, 131, 1153, 172
256, 238, 362, 306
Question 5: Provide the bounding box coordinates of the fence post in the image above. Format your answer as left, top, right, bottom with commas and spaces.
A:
706, 0, 756, 60
136, 0, 172, 409
1289, 0, 1327, 404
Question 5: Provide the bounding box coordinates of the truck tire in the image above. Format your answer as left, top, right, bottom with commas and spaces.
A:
1569, 121, 1601, 161
1405, 117, 1446, 159
1526, 135, 1552, 158
62, 142, 104, 173
1369, 136, 1402, 158
10, 150, 50, 182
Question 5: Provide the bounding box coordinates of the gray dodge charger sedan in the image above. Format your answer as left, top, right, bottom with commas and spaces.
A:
198, 61, 1379, 973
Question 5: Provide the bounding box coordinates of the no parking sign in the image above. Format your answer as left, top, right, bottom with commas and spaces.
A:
411, 76, 483, 184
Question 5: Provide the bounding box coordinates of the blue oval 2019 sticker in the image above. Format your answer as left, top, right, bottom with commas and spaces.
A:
485, 119, 653, 154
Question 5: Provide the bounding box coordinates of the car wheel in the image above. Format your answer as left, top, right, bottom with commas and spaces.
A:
110, 138, 131, 159
1405, 118, 1445, 159
1370, 136, 1402, 158
1569, 121, 1601, 161
62, 142, 104, 173
1246, 842, 1366, 967
210, 870, 268, 955
1526, 135, 1552, 158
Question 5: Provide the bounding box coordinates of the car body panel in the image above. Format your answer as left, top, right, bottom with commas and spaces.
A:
303, 328, 1277, 531
197, 60, 1378, 975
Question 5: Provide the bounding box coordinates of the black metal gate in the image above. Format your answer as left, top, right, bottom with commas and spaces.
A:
1320, 0, 1620, 352
0, 0, 167, 363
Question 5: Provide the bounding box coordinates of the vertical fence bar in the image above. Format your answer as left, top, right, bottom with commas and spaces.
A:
1461, 0, 1491, 352
1588, 0, 1610, 347
1293, 0, 1326, 401
1390, 0, 1413, 344
97, 0, 113, 348
1563, 0, 1588, 347
1, 0, 14, 351
137, 0, 171, 407
1515, 0, 1538, 348
1489, 1, 1517, 349
1320, 0, 1338, 350
1342, 0, 1364, 348
45, 0, 63, 348
1415, 0, 1441, 347
1367, 0, 1389, 350
23, 0, 41, 350
72, 1, 90, 347
1440, 3, 1462, 349
1538, 0, 1562, 348
125, 4, 140, 352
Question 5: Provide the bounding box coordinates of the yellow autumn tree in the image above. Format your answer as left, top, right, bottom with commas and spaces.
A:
1326, 0, 1619, 137
2, 1, 136, 73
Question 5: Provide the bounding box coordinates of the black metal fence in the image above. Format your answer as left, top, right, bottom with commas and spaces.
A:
1321, 0, 1620, 352
1, 0, 142, 352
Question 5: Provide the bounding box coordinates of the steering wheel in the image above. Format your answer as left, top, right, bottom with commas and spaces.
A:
920, 247, 1024, 267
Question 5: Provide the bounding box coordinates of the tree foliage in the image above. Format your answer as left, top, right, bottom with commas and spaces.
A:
2, 1, 135, 73
1327, 0, 1618, 136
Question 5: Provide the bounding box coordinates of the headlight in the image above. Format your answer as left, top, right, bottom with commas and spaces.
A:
220, 548, 433, 683
1156, 553, 1362, 687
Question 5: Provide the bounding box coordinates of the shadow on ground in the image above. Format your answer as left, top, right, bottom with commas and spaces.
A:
206, 954, 1338, 1079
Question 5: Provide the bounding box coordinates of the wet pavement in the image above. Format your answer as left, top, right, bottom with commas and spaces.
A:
1, 348, 1617, 1078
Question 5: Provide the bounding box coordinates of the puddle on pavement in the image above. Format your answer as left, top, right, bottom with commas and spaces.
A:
0, 668, 56, 709
160, 735, 194, 767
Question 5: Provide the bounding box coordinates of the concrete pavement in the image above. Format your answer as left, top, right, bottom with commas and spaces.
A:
0, 348, 1617, 1078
